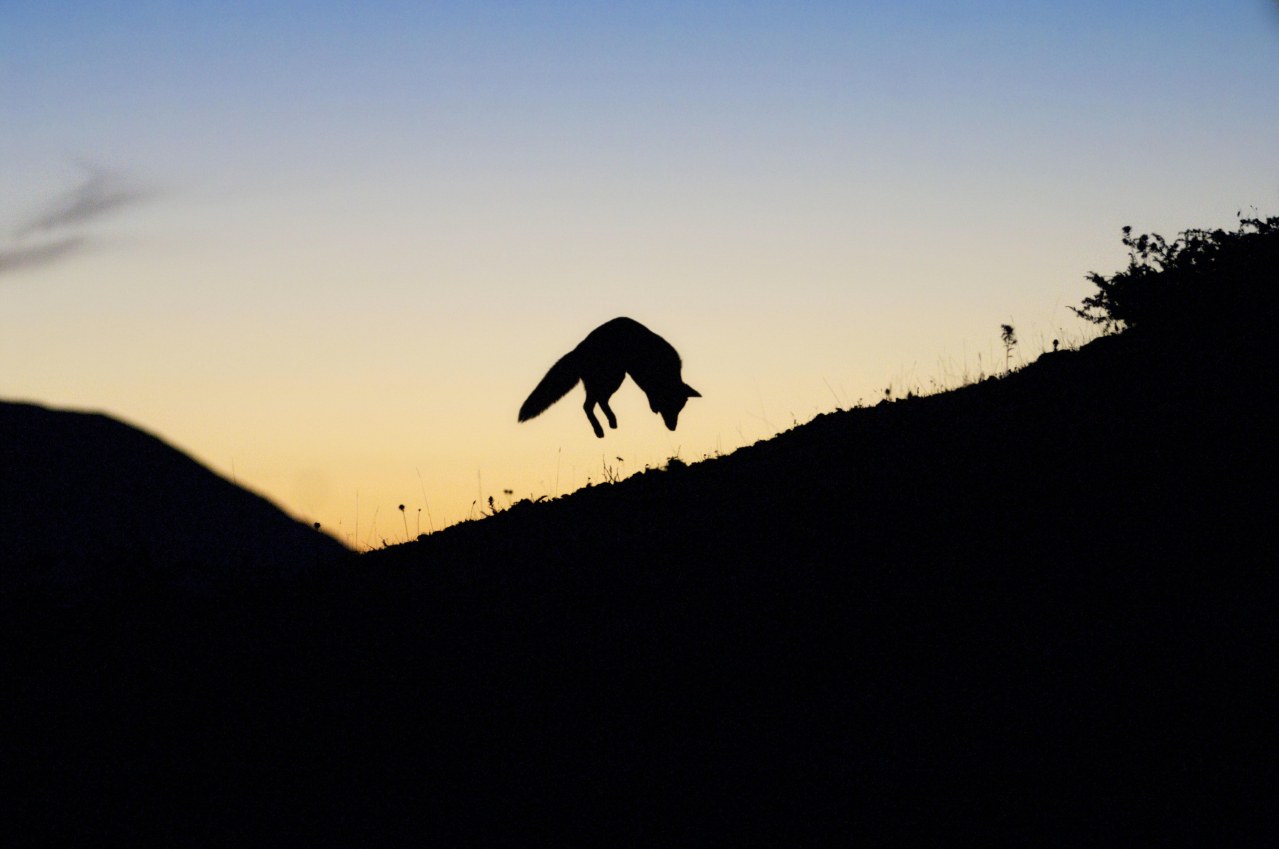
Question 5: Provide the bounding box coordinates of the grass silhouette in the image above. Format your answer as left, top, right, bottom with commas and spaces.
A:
5, 214, 1276, 847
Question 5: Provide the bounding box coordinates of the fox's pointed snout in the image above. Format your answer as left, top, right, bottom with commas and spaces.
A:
657, 383, 700, 431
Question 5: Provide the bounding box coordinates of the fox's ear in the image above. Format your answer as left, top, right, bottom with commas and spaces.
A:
685, 384, 701, 398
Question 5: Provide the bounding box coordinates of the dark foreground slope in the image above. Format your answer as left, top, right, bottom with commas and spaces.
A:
8, 292, 1276, 845
358, 318, 1275, 846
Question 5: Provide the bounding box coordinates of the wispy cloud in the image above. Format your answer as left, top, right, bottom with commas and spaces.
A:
0, 236, 87, 275
1, 164, 152, 278
15, 166, 151, 238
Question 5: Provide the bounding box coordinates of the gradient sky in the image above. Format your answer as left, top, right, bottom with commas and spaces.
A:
4, 1, 1278, 548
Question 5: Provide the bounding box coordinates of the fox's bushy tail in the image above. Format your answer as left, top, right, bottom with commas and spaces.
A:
518, 350, 581, 422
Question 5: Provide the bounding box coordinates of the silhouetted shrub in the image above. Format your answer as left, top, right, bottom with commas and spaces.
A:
1072, 214, 1279, 333
1000, 324, 1017, 371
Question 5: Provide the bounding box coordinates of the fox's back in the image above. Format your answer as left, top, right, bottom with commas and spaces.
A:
576, 317, 680, 375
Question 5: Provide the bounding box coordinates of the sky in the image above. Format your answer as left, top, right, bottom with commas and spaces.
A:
3, 1, 1278, 549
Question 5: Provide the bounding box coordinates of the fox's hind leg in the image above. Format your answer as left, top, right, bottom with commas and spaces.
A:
599, 397, 618, 430
583, 394, 619, 438
583, 399, 606, 438
583, 371, 624, 438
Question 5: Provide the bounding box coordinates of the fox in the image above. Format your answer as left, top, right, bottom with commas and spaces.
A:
518, 317, 700, 438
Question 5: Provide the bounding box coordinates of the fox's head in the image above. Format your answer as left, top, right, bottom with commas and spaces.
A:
651, 383, 701, 431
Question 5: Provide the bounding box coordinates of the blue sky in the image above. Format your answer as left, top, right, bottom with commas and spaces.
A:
3, 1, 1277, 545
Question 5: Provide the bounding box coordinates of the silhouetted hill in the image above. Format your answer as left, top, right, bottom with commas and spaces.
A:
7, 220, 1276, 847
348, 315, 1273, 847
1, 401, 351, 598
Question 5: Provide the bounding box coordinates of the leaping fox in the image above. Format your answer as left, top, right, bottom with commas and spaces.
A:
518, 317, 700, 438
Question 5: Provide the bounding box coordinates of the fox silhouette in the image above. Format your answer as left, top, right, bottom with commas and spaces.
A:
518, 317, 700, 438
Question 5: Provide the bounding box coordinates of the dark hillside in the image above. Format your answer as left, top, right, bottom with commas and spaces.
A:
353, 312, 1274, 846
1, 401, 350, 597
7, 219, 1276, 847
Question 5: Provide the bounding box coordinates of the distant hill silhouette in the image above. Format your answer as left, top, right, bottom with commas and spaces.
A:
6, 218, 1276, 846
1, 401, 350, 598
